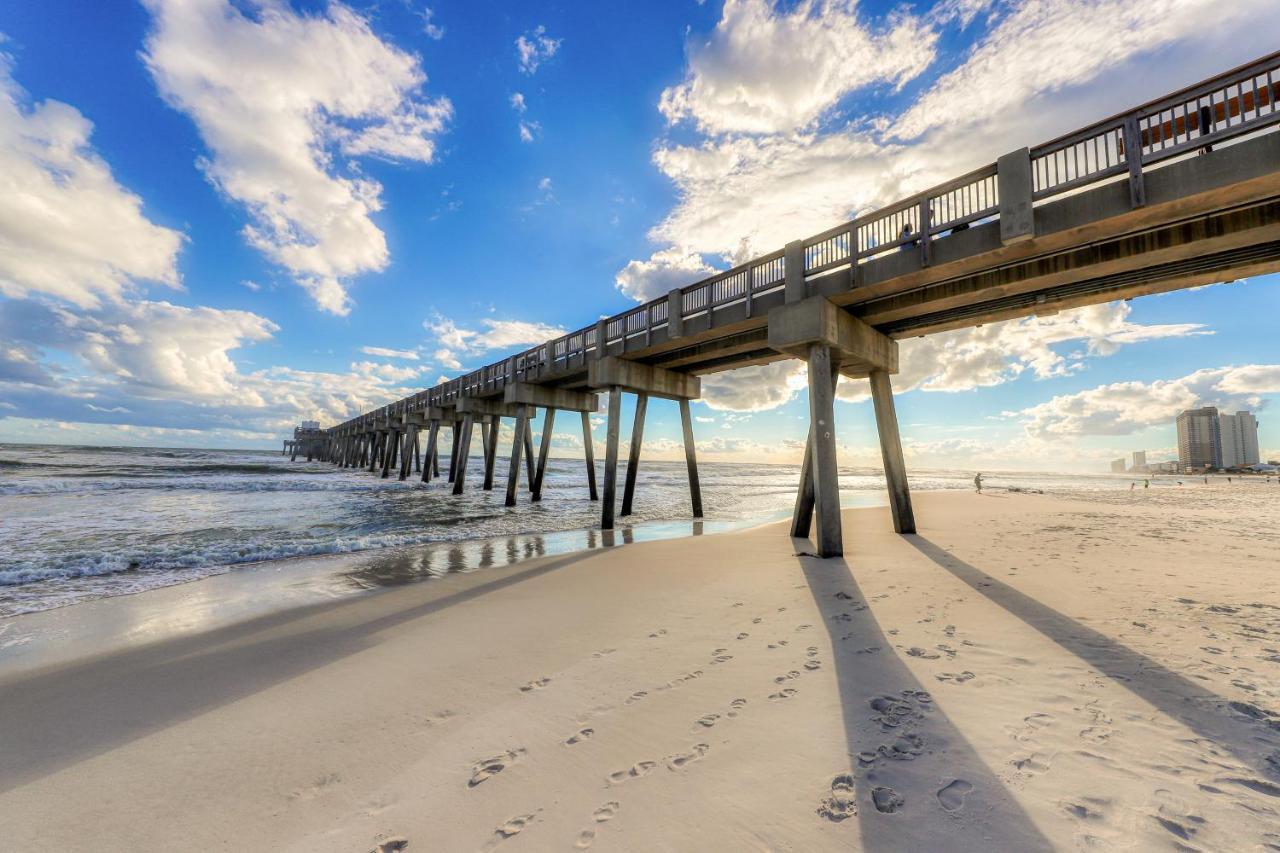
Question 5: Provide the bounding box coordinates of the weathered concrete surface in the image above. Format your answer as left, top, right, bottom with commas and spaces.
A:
588, 357, 701, 400
504, 383, 598, 412
767, 296, 898, 376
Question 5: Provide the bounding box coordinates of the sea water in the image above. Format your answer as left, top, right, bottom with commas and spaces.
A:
0, 443, 1151, 616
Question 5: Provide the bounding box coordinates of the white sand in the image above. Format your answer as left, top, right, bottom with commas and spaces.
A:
1, 488, 1278, 851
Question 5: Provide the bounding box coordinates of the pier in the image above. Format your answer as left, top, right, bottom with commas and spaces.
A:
294, 53, 1280, 557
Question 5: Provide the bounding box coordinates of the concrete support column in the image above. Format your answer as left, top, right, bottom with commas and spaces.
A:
505, 405, 529, 507
620, 393, 648, 517
806, 344, 843, 557
421, 421, 440, 483
869, 370, 916, 535
791, 369, 839, 538
452, 415, 474, 495
447, 421, 460, 483
398, 425, 417, 481
532, 408, 556, 501
679, 398, 703, 518
413, 430, 421, 473
601, 388, 623, 529
523, 415, 536, 489
482, 416, 500, 491
581, 411, 598, 501
380, 430, 399, 479
367, 432, 380, 472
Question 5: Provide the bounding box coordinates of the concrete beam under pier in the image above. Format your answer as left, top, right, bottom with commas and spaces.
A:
587, 356, 701, 400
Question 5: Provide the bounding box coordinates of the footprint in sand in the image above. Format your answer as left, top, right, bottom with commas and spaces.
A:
806, 646, 820, 657
769, 688, 799, 701
696, 713, 721, 728
624, 690, 648, 705
804, 660, 821, 671
736, 632, 749, 640
592, 648, 617, 658
906, 647, 941, 659
574, 830, 596, 849
872, 786, 904, 814
519, 677, 551, 693
593, 802, 621, 822
370, 838, 409, 853
834, 591, 854, 601
727, 698, 747, 717
767, 639, 790, 649
711, 654, 734, 664
774, 670, 802, 683
1011, 753, 1050, 774
817, 774, 858, 822
608, 761, 657, 784
648, 629, 668, 638
935, 670, 976, 684
565, 728, 594, 746
469, 749, 525, 787
666, 743, 710, 770
488, 813, 536, 847
752, 617, 763, 624
937, 779, 974, 813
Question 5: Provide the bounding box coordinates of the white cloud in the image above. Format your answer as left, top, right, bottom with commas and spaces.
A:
661, 0, 935, 136
142, 0, 452, 315
1016, 365, 1280, 438
519, 120, 540, 143
516, 25, 561, 75
894, 0, 1272, 141
615, 248, 717, 302
537, 176, 553, 192
0, 52, 183, 307
0, 298, 425, 436
360, 345, 419, 360
510, 92, 527, 113
697, 302, 1208, 412
423, 313, 567, 371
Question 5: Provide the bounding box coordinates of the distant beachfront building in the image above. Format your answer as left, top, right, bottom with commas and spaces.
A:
1131, 450, 1147, 471
1177, 407, 1222, 469
1176, 407, 1260, 469
1220, 411, 1261, 467
1110, 458, 1127, 473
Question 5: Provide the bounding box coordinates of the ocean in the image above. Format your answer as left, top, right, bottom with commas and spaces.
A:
0, 443, 1156, 617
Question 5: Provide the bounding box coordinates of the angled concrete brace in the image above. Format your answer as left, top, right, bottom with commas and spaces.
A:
532, 408, 556, 501
381, 429, 400, 479
581, 411, 599, 501
601, 387, 623, 530
870, 370, 916, 534
398, 424, 417, 481
453, 414, 475, 495
482, 417, 500, 491
620, 393, 648, 517
791, 369, 840, 538
505, 405, 530, 507
421, 420, 441, 483
448, 421, 460, 483
523, 417, 536, 488
679, 398, 703, 518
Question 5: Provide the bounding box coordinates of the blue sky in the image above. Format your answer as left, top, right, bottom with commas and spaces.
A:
0, 0, 1276, 471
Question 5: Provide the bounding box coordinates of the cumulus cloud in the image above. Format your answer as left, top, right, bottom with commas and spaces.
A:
423, 313, 567, 372
0, 298, 423, 436
615, 248, 717, 302
1016, 365, 1280, 438
142, 0, 452, 315
0, 52, 183, 307
661, 0, 936, 136
516, 25, 561, 75
697, 301, 1208, 411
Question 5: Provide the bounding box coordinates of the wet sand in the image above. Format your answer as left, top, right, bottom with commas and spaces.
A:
1, 489, 1277, 851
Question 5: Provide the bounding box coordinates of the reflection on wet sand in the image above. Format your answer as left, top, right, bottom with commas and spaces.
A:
340, 517, 723, 591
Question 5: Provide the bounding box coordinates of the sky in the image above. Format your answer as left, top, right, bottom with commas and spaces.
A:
0, 0, 1277, 472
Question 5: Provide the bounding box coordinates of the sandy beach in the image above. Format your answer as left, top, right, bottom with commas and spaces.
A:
2, 487, 1278, 851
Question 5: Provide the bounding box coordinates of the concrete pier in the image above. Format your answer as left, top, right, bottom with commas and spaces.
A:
286, 54, 1280, 557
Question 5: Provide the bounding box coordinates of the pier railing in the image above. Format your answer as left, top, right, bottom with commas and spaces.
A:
332, 51, 1280, 432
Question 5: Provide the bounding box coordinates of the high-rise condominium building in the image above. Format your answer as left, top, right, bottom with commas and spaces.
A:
1131, 450, 1147, 470
1220, 411, 1261, 467
1177, 407, 1222, 469
1110, 458, 1127, 473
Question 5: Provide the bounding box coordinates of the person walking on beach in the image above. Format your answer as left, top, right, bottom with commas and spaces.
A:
1144, 479, 1150, 489
974, 472, 984, 494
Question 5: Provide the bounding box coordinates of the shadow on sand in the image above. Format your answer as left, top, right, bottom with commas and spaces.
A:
794, 542, 1055, 851
0, 548, 596, 794
908, 536, 1280, 782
